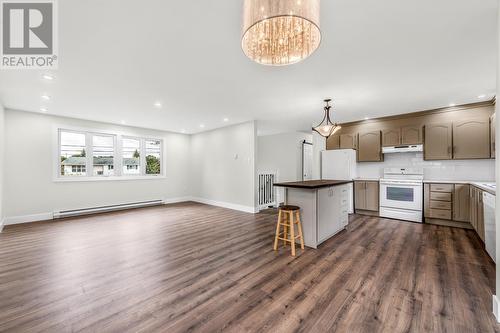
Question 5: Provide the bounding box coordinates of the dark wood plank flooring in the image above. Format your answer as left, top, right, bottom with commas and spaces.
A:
0, 202, 498, 332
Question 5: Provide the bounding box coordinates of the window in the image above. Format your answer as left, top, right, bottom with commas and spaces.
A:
145, 139, 161, 175
122, 138, 141, 175
92, 135, 114, 176
57, 128, 163, 180
71, 165, 86, 173
386, 187, 414, 202
60, 131, 87, 176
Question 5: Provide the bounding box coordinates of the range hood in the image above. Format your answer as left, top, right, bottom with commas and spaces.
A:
382, 144, 423, 154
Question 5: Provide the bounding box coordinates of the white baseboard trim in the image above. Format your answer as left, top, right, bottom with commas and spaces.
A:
3, 197, 256, 226
190, 197, 258, 213
493, 295, 500, 322
163, 197, 192, 204
4, 212, 54, 225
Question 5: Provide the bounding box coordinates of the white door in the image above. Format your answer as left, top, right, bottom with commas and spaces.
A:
303, 143, 313, 180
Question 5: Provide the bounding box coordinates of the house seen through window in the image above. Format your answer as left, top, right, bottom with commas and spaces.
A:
60, 131, 87, 176
58, 129, 163, 179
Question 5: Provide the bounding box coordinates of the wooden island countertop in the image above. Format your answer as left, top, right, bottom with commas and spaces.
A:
273, 179, 353, 189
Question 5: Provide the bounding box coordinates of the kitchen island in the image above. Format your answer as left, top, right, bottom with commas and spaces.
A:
274, 180, 352, 249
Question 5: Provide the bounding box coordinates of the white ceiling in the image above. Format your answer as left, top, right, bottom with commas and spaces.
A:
0, 0, 497, 135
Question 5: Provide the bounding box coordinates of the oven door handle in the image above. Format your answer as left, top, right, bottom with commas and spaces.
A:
380, 181, 422, 186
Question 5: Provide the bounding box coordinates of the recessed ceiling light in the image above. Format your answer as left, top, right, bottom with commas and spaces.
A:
42, 74, 54, 81
41, 94, 51, 101
120, 120, 126, 125
181, 129, 186, 133
449, 103, 456, 107
154, 101, 162, 108
199, 124, 205, 128
478, 94, 486, 99
223, 118, 229, 122
364, 117, 369, 120
40, 107, 48, 113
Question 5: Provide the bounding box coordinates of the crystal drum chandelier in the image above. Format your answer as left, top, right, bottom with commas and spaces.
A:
312, 99, 341, 137
242, 0, 321, 66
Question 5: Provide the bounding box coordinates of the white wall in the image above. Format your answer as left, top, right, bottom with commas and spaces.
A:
0, 103, 4, 230
495, 0, 500, 321
257, 132, 313, 205
190, 121, 257, 212
257, 132, 313, 182
312, 131, 326, 180
3, 110, 191, 222
357, 152, 495, 181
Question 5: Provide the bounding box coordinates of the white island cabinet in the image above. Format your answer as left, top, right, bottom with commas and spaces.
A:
274, 180, 351, 249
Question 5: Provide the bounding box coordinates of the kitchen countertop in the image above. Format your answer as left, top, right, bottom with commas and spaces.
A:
273, 180, 353, 189
423, 180, 496, 195
354, 178, 496, 194
354, 177, 381, 182
422, 179, 493, 184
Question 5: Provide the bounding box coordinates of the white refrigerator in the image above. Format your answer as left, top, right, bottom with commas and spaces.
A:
321, 149, 357, 213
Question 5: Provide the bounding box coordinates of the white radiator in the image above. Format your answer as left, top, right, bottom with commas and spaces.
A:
53, 199, 164, 219
258, 173, 276, 209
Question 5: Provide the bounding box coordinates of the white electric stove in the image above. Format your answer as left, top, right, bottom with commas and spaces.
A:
379, 168, 424, 223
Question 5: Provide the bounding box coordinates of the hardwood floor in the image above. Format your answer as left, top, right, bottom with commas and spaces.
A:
0, 202, 498, 332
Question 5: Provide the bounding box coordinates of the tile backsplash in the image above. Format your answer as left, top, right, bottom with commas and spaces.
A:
357, 152, 495, 181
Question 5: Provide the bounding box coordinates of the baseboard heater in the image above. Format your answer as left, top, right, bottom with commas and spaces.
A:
53, 199, 165, 219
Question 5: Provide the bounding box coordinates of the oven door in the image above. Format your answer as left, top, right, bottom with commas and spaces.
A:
380, 181, 423, 211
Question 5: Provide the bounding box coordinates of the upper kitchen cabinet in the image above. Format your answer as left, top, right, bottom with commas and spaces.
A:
401, 125, 422, 145
452, 118, 490, 159
339, 133, 357, 149
326, 134, 340, 150
358, 131, 382, 162
424, 122, 452, 160
382, 125, 422, 146
491, 113, 496, 158
382, 128, 401, 146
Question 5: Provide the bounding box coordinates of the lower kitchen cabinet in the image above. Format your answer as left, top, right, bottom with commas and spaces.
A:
424, 183, 470, 228
470, 186, 485, 242
424, 182, 486, 243
354, 181, 379, 212
453, 184, 470, 222
424, 183, 453, 221
491, 113, 496, 158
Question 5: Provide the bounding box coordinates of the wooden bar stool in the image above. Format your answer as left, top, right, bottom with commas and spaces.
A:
273, 205, 305, 256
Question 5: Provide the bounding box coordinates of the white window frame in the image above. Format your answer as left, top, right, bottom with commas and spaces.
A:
53, 126, 165, 182
90, 132, 117, 178
144, 138, 163, 176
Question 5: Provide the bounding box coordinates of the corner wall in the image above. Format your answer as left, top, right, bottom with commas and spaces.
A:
257, 132, 313, 205
190, 121, 257, 212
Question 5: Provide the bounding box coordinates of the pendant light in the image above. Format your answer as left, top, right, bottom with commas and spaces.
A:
241, 0, 321, 66
312, 99, 341, 137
